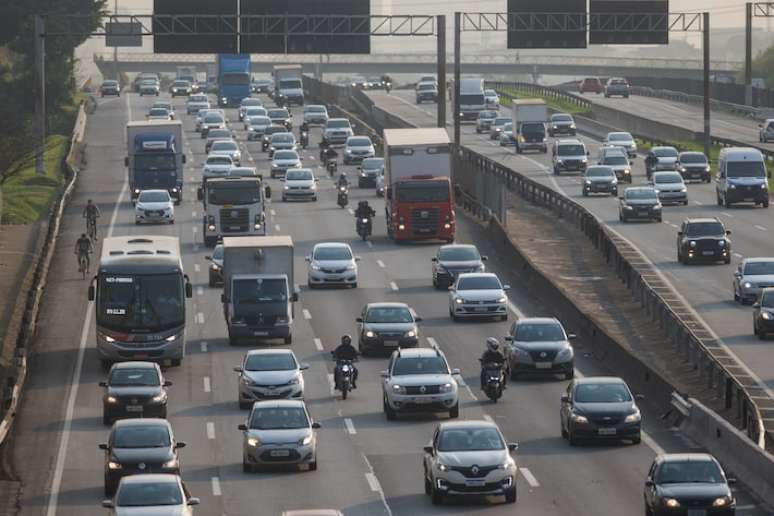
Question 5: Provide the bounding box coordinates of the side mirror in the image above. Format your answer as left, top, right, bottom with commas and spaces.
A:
265, 186, 272, 199
99, 381, 107, 387
188, 497, 201, 506
185, 282, 193, 299
414, 316, 423, 322
503, 285, 511, 290
312, 422, 321, 429
175, 441, 187, 449
507, 442, 519, 452
727, 477, 737, 485
644, 480, 654, 488
88, 285, 95, 301
356, 317, 363, 323
423, 445, 434, 455
238, 423, 247, 431
124, 157, 129, 167
197, 187, 203, 201
447, 286, 454, 291
567, 333, 577, 340
726, 230, 732, 235
305, 256, 311, 262
619, 196, 624, 200
560, 394, 569, 403
163, 380, 173, 387
233, 366, 243, 373
431, 257, 438, 262
291, 292, 299, 302
98, 443, 108, 450
481, 256, 488, 261
221, 294, 227, 303
102, 500, 114, 508
300, 363, 310, 370
451, 368, 461, 375
380, 370, 389, 378
753, 302, 761, 308
504, 335, 513, 341
677, 231, 683, 237
205, 255, 212, 261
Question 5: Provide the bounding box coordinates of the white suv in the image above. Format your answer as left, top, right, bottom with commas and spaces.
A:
381, 346, 459, 420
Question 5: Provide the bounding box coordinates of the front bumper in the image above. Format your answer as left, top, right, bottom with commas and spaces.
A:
555, 160, 588, 172
725, 186, 768, 203
518, 140, 547, 151
360, 334, 418, 351
238, 381, 304, 402
570, 419, 641, 441
621, 205, 660, 220
244, 442, 315, 466
358, 174, 377, 186
283, 188, 317, 200
550, 125, 576, 134
452, 301, 507, 318
101, 88, 120, 96
308, 268, 357, 286
417, 94, 437, 102
386, 391, 458, 412
391, 221, 455, 242
584, 182, 617, 194
135, 209, 174, 223
304, 117, 328, 125
657, 191, 687, 204
434, 472, 515, 497
680, 168, 711, 181
683, 247, 729, 263
509, 355, 573, 376
103, 398, 167, 420
324, 135, 350, 145
97, 337, 184, 363
344, 152, 373, 164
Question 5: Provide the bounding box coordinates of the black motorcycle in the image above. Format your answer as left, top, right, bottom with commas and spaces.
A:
337, 185, 349, 208
300, 131, 309, 149
327, 158, 338, 177
332, 352, 356, 400
356, 215, 372, 241
480, 360, 506, 402
262, 138, 270, 152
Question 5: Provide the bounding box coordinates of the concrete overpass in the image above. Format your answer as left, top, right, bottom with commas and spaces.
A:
94, 52, 741, 80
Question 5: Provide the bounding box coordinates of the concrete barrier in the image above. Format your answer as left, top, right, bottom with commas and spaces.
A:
589, 103, 702, 144
680, 397, 774, 505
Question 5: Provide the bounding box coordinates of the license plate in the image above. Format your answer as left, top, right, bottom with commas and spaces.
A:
598, 427, 617, 436
701, 250, 715, 256
126, 405, 143, 413
473, 307, 488, 312
465, 480, 486, 487
134, 353, 148, 359
687, 511, 706, 516
383, 340, 399, 347
744, 197, 754, 201
253, 331, 268, 336
270, 449, 290, 457
535, 362, 552, 369
638, 211, 649, 216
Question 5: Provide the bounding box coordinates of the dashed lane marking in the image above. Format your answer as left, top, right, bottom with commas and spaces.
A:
377, 259, 386, 268
211, 477, 222, 496
507, 300, 525, 318
365, 472, 381, 492
194, 264, 200, 273
721, 212, 734, 218
192, 210, 197, 217
348, 208, 355, 215
274, 224, 281, 232
314, 338, 324, 351
344, 418, 357, 435
362, 454, 394, 516
366, 241, 373, 248
270, 209, 276, 216
755, 225, 768, 231
196, 287, 204, 296
206, 422, 215, 439
427, 337, 439, 348
203, 376, 211, 393
327, 373, 336, 396
200, 341, 208, 353
692, 200, 702, 205
520, 467, 540, 488
192, 226, 197, 234
482, 414, 493, 422
389, 281, 399, 291
303, 309, 312, 320
196, 312, 204, 324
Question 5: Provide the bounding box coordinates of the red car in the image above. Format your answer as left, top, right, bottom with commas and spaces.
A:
579, 77, 604, 94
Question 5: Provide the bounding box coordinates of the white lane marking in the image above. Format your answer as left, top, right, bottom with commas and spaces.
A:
362, 454, 393, 516
270, 208, 276, 216
344, 418, 357, 435
348, 208, 355, 215
389, 281, 399, 291
303, 308, 312, 320
733, 252, 743, 259
200, 341, 208, 352
192, 226, 197, 234
507, 300, 525, 318
721, 212, 734, 218
366, 241, 373, 248
203, 376, 211, 393
377, 259, 386, 268
314, 338, 324, 351
274, 224, 281, 231
755, 224, 768, 231
668, 223, 679, 229
692, 200, 702, 205
193, 244, 199, 252
211, 477, 222, 496
194, 264, 200, 273
427, 337, 439, 348
192, 210, 197, 217
196, 312, 205, 324
463, 383, 479, 401
196, 286, 204, 296
327, 373, 336, 396
206, 422, 216, 440
365, 472, 381, 491
520, 467, 540, 488
482, 414, 494, 422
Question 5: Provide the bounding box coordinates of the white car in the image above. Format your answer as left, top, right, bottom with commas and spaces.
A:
102, 474, 199, 515
151, 101, 175, 119
202, 155, 234, 180
343, 136, 375, 165
234, 349, 309, 408
209, 140, 241, 165
651, 171, 688, 205
134, 189, 174, 224
146, 107, 171, 121
303, 105, 329, 125
242, 107, 268, 130
282, 168, 318, 202
448, 272, 510, 321
238, 97, 264, 121
306, 242, 359, 288
246, 115, 272, 141
186, 94, 210, 115
484, 89, 500, 109
499, 123, 514, 146
603, 131, 637, 157
322, 118, 353, 146
270, 150, 302, 179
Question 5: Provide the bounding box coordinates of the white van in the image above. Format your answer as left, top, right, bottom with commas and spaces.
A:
456, 78, 486, 122
716, 147, 769, 208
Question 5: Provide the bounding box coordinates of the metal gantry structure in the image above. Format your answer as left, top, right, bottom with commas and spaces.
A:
748, 3, 774, 105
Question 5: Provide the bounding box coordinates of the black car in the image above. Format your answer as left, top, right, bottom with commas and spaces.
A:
644, 454, 736, 516
357, 302, 421, 356
582, 166, 618, 197
252, 79, 272, 93
205, 244, 224, 287
431, 244, 487, 289
677, 151, 711, 183
100, 80, 120, 97
358, 158, 384, 188
619, 187, 662, 223
753, 287, 774, 339
560, 377, 643, 445
99, 419, 185, 495
677, 218, 731, 265
548, 113, 576, 136
100, 362, 171, 425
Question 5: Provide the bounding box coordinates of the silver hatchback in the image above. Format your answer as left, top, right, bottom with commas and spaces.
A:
235, 349, 308, 409
734, 257, 774, 304
505, 317, 576, 380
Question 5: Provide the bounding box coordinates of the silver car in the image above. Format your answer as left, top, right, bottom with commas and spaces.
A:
505, 317, 576, 380
322, 118, 353, 146
269, 132, 297, 157
448, 273, 510, 321
303, 105, 329, 125
102, 474, 199, 515
423, 420, 518, 505
598, 151, 633, 183
242, 107, 268, 129
209, 140, 241, 165
146, 107, 171, 121
235, 349, 308, 408
734, 258, 774, 304
151, 101, 175, 119
343, 136, 375, 165
271, 150, 301, 179
239, 400, 320, 472
759, 118, 774, 143
239, 97, 264, 121
138, 79, 159, 96
200, 112, 226, 136
490, 117, 511, 140
186, 94, 210, 114
476, 110, 498, 134
499, 123, 514, 146
651, 171, 688, 205
306, 242, 359, 287
201, 155, 234, 180
282, 168, 318, 202
484, 89, 500, 109
246, 115, 272, 141
603, 131, 637, 157
134, 189, 174, 225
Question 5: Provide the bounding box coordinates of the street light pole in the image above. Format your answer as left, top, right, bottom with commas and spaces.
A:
34, 15, 46, 176
746, 2, 753, 105
703, 11, 711, 158
436, 15, 446, 129
113, 0, 118, 80
453, 12, 461, 146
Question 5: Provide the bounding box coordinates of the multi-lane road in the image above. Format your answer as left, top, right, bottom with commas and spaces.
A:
10, 89, 770, 515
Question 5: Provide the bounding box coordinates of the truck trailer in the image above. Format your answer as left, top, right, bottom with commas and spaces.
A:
125, 120, 186, 203
272, 65, 304, 106
218, 54, 251, 107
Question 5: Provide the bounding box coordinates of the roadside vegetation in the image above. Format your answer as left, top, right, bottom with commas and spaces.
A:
495, 86, 590, 115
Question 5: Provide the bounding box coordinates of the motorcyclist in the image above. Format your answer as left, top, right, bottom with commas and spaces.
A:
333, 335, 359, 389
74, 233, 93, 273
324, 146, 338, 164
337, 172, 350, 189
355, 200, 376, 219
299, 121, 309, 143
480, 337, 507, 390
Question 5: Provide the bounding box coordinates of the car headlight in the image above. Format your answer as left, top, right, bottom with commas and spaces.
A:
497, 459, 515, 470
151, 392, 167, 403
162, 458, 178, 468
276, 315, 289, 324
572, 413, 588, 423
106, 395, 118, 404
272, 163, 279, 168
624, 409, 641, 423
680, 167, 687, 172
108, 461, 122, 470
288, 377, 300, 385
104, 335, 116, 343
346, 263, 356, 270
762, 311, 772, 320
623, 204, 633, 210
624, 169, 631, 175
718, 240, 725, 247
497, 296, 507, 303
762, 183, 768, 189
654, 204, 662, 210
165, 333, 177, 342
208, 224, 216, 231
392, 384, 406, 394
438, 463, 451, 472
310, 183, 317, 190
730, 184, 737, 189
310, 263, 321, 271
406, 330, 416, 338
680, 187, 687, 193
664, 498, 680, 508
221, 97, 227, 103
712, 496, 731, 508
365, 330, 374, 338
556, 346, 574, 360
298, 435, 313, 446
284, 185, 290, 191
689, 241, 697, 248
211, 263, 220, 271
438, 382, 453, 393
585, 180, 592, 185
240, 376, 257, 386
455, 298, 464, 304
247, 437, 260, 447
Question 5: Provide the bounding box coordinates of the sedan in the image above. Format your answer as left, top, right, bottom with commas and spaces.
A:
209, 140, 241, 165
619, 187, 662, 222
604, 77, 630, 98
322, 119, 354, 146
200, 113, 226, 137
358, 157, 384, 188
506, 317, 575, 380
201, 155, 234, 180
432, 244, 486, 289
234, 349, 309, 409
448, 273, 509, 321
146, 107, 171, 121
645, 146, 680, 178
677, 151, 711, 183
735, 258, 774, 304
343, 136, 375, 165
102, 474, 199, 515
239, 97, 264, 121
268, 107, 292, 130
262, 125, 290, 151
303, 104, 329, 125
306, 242, 359, 288
242, 107, 268, 129
99, 419, 185, 495
151, 101, 174, 119
246, 115, 272, 141
603, 131, 637, 157
357, 302, 421, 355
205, 244, 223, 287
169, 80, 191, 97
138, 79, 159, 96
186, 94, 210, 115
239, 400, 320, 472
134, 190, 174, 225
560, 377, 643, 445
753, 287, 774, 338
582, 166, 618, 197
651, 171, 688, 205
100, 80, 120, 97
204, 128, 233, 154
484, 89, 500, 109
270, 150, 302, 179
598, 151, 632, 183
269, 132, 297, 157
282, 168, 318, 202
548, 113, 576, 136
100, 362, 171, 425
490, 117, 512, 140
476, 110, 498, 133
643, 454, 736, 516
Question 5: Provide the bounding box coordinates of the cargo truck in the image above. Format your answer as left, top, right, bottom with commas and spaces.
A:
221, 236, 297, 345
272, 64, 304, 106
218, 54, 251, 107
384, 128, 455, 243
512, 99, 548, 154
455, 77, 486, 121
198, 176, 272, 247
125, 120, 186, 204
176, 66, 199, 92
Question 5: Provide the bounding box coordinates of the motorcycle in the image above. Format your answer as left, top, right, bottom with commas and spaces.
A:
300, 131, 309, 149
356, 216, 372, 241
337, 185, 349, 208
327, 158, 338, 177
480, 360, 506, 403
384, 82, 392, 94
331, 352, 356, 400
262, 138, 270, 152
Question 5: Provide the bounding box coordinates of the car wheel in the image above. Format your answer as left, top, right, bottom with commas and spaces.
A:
716, 192, 723, 206
724, 197, 731, 208
561, 423, 568, 439
631, 433, 641, 445
565, 369, 574, 380
384, 397, 397, 420
100, 359, 112, 371
239, 399, 252, 410
505, 487, 517, 504
655, 216, 662, 223
449, 403, 459, 419
724, 256, 731, 265
449, 308, 458, 322
102, 411, 112, 426
764, 199, 770, 208
242, 460, 254, 473
424, 472, 432, 495
170, 358, 181, 367
733, 288, 740, 303
284, 335, 292, 344
309, 460, 318, 471
582, 189, 587, 197
568, 428, 580, 446
645, 502, 654, 516
431, 484, 444, 505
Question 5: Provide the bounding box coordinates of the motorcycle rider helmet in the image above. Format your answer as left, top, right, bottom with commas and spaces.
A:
81, 233, 87, 239
341, 334, 352, 346
486, 337, 500, 352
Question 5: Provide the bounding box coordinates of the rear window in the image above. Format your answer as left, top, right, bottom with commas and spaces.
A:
348, 137, 371, 147
653, 148, 678, 158
654, 173, 683, 183
586, 167, 614, 178
274, 150, 298, 160
679, 153, 707, 164
327, 120, 351, 129
685, 222, 725, 237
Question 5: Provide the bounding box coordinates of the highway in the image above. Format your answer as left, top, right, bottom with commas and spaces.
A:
10, 89, 770, 515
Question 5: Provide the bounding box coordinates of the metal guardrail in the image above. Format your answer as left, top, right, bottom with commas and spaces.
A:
489, 81, 592, 111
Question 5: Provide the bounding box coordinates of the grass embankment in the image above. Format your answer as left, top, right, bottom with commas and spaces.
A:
495, 87, 590, 115
0, 135, 68, 224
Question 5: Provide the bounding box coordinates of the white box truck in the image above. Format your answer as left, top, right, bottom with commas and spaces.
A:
456, 77, 486, 121
198, 177, 272, 247
272, 64, 304, 106
512, 99, 548, 153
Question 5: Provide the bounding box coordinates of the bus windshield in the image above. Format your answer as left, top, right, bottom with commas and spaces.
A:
97, 273, 184, 332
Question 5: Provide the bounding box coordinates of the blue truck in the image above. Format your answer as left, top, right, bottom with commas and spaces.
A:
218, 54, 251, 107
125, 120, 186, 204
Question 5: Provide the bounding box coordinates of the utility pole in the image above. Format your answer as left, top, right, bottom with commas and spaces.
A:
746, 2, 753, 106
34, 15, 46, 176
113, 0, 119, 80
436, 15, 446, 129
703, 12, 711, 159
453, 12, 461, 146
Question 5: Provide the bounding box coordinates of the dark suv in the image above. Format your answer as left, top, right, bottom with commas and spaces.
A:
677, 218, 731, 265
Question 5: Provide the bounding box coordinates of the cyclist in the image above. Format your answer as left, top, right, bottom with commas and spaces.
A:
74, 233, 93, 273
83, 199, 101, 239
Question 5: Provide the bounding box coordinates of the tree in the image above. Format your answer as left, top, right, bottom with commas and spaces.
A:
752, 45, 774, 89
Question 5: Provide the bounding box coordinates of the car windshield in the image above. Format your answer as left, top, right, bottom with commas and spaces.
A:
116, 482, 183, 507
313, 246, 352, 261
459, 94, 485, 105
503, 123, 513, 132
250, 116, 271, 126
212, 141, 237, 151
744, 261, 774, 275
233, 278, 287, 304
212, 246, 224, 260
305, 106, 326, 113
268, 109, 289, 118
439, 246, 480, 262
680, 153, 707, 164
149, 109, 168, 117
574, 382, 632, 403
656, 461, 724, 484
365, 306, 413, 323
222, 72, 249, 85
654, 174, 682, 184
113, 425, 171, 448
479, 112, 497, 119
610, 79, 627, 85
552, 114, 573, 122
362, 158, 384, 170
392, 356, 448, 376
272, 134, 294, 143
204, 114, 223, 123
494, 118, 511, 126
727, 160, 766, 178
685, 222, 725, 237
249, 407, 309, 430
265, 126, 285, 136
457, 276, 501, 290
625, 189, 658, 200
246, 108, 266, 116
207, 156, 232, 165
141, 80, 156, 86
349, 138, 371, 147
109, 368, 160, 387
207, 181, 261, 205
513, 322, 565, 341
286, 169, 313, 181
437, 428, 504, 452
245, 353, 296, 371
418, 84, 435, 91
485, 89, 496, 96
241, 99, 262, 107
761, 291, 774, 307
608, 133, 632, 142
654, 148, 678, 158
138, 191, 170, 203
521, 122, 544, 135
189, 95, 208, 103
103, 81, 118, 86
604, 155, 628, 166
274, 151, 298, 160
97, 273, 184, 332
208, 130, 231, 139
587, 168, 614, 178
173, 81, 188, 87
558, 145, 584, 155
279, 78, 302, 89
328, 120, 351, 129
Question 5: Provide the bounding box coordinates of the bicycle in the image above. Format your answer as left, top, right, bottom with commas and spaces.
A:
77, 251, 91, 280
86, 216, 98, 241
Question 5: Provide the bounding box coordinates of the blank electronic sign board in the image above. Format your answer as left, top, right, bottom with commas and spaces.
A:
589, 0, 669, 44
507, 0, 587, 49
153, 0, 237, 54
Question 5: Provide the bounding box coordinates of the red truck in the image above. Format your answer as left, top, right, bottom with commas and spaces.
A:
383, 128, 455, 243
